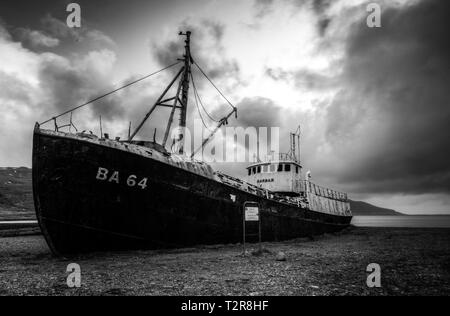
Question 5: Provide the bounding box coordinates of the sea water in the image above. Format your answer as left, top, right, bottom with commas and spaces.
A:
351, 215, 450, 228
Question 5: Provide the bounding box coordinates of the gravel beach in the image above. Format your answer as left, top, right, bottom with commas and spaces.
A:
0, 227, 449, 296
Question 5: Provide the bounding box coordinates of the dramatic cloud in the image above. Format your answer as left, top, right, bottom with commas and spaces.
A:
0, 23, 126, 166
254, 0, 275, 18
254, 0, 333, 35
41, 14, 81, 41
265, 67, 337, 91
37, 49, 124, 119
229, 97, 282, 128
41, 14, 116, 47
15, 28, 60, 48
311, 0, 333, 36
151, 19, 243, 91
321, 0, 450, 194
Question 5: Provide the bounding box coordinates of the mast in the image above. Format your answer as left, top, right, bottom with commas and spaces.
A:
177, 31, 192, 154
127, 30, 237, 157
129, 32, 192, 143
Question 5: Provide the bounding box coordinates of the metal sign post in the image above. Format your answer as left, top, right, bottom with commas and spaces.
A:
243, 201, 262, 256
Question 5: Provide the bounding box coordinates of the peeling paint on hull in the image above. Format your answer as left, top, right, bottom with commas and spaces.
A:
32, 128, 352, 255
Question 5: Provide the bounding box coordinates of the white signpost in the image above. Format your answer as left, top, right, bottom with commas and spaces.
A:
243, 202, 262, 255
245, 206, 259, 221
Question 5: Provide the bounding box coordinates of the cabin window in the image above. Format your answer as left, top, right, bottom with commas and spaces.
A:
262, 165, 268, 173
270, 164, 276, 172
252, 167, 256, 174
296, 166, 299, 174
277, 164, 283, 172
248, 169, 251, 176
257, 166, 261, 173
284, 164, 291, 172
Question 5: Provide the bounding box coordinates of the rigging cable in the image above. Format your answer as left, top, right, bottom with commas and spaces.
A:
40, 61, 182, 125
190, 72, 220, 123
193, 61, 237, 111
190, 72, 214, 132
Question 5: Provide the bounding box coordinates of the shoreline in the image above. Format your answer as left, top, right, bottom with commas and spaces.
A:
0, 226, 449, 296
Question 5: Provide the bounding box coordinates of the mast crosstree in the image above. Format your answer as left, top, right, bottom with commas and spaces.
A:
130, 30, 236, 156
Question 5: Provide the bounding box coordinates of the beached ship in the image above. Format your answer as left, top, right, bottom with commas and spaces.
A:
32, 31, 352, 255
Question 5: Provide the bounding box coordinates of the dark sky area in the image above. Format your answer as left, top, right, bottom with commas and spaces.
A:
0, 0, 449, 213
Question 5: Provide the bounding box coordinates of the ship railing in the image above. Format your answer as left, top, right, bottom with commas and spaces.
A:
303, 180, 352, 216
271, 194, 309, 208
306, 195, 352, 216
251, 152, 298, 163
216, 172, 262, 195
215, 171, 310, 208
215, 173, 352, 216
277, 153, 297, 162
216, 172, 275, 198
303, 180, 348, 202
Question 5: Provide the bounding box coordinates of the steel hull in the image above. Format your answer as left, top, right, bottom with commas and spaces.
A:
32, 129, 352, 255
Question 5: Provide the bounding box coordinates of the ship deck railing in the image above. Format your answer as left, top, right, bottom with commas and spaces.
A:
214, 172, 350, 215
250, 152, 299, 164
277, 153, 297, 162
303, 181, 348, 202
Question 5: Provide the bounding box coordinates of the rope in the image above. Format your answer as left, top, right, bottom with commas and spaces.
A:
190, 71, 220, 123
190, 73, 213, 132
194, 61, 236, 111
40, 61, 182, 125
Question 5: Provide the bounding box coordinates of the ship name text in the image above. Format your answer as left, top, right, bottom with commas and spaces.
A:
95, 167, 148, 189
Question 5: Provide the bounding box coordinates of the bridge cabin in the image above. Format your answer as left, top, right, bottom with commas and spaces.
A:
246, 152, 304, 197
244, 128, 351, 216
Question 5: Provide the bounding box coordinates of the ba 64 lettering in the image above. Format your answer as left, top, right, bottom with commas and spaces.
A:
96, 167, 148, 190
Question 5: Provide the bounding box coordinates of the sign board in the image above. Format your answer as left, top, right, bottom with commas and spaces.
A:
242, 201, 262, 256
245, 206, 259, 221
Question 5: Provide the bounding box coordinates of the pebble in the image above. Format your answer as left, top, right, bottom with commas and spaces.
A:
276, 252, 286, 261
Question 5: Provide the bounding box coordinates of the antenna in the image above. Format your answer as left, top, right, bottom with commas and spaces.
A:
99, 115, 103, 138
257, 137, 260, 162
290, 133, 295, 161
289, 125, 301, 163
298, 126, 301, 164
296, 125, 301, 164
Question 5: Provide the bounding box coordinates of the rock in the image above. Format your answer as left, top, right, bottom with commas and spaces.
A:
251, 247, 271, 256
276, 252, 286, 261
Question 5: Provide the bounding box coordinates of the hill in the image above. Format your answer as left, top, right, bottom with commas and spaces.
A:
349, 200, 403, 216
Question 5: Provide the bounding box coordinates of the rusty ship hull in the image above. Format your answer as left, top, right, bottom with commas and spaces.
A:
33, 127, 352, 255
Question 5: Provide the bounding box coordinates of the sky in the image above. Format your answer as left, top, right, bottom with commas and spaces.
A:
0, 0, 449, 214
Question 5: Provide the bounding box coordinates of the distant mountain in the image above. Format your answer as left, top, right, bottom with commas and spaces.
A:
0, 167, 35, 220
349, 200, 403, 216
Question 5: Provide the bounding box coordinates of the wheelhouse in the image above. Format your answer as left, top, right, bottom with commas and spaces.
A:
246, 153, 303, 197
